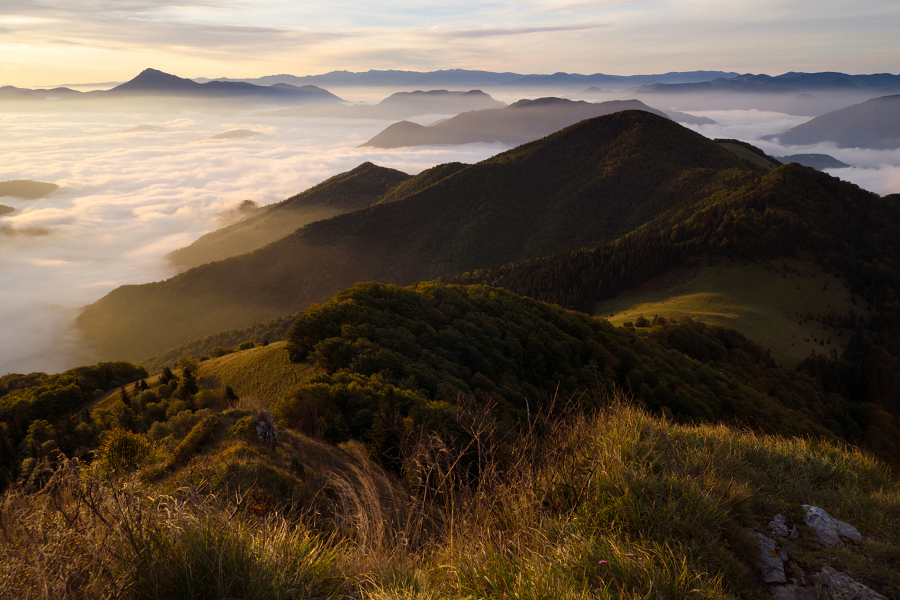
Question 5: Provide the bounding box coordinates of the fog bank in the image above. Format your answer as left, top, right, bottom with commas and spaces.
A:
0, 110, 506, 374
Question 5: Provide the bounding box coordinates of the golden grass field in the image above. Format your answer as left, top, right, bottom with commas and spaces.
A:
595, 257, 866, 366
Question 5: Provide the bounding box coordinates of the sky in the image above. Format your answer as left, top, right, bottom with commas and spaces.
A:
1, 0, 899, 87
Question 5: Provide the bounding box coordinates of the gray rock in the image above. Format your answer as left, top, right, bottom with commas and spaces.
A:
815, 566, 886, 600
752, 530, 788, 583
255, 409, 277, 450
802, 505, 862, 547
771, 583, 817, 600
770, 513, 799, 539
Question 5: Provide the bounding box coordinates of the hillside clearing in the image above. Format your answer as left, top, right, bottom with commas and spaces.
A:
594, 258, 865, 367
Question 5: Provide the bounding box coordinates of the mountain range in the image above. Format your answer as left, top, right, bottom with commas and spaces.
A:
766, 93, 900, 149
0, 68, 343, 112
360, 98, 703, 148
262, 89, 504, 119
630, 72, 900, 116
76, 106, 900, 445
195, 69, 741, 90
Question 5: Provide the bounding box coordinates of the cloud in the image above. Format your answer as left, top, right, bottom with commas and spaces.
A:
677, 108, 900, 195
0, 225, 52, 237
428, 23, 606, 38
0, 107, 509, 374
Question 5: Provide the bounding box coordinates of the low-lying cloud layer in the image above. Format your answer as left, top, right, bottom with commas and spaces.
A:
680, 109, 900, 196
0, 109, 507, 374
2, 104, 898, 375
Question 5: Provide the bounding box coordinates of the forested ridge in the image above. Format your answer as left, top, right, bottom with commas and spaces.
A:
280, 282, 893, 458
6, 281, 896, 497
449, 163, 900, 440
78, 110, 753, 360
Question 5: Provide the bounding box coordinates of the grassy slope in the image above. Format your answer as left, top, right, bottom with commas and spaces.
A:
595, 258, 867, 367
78, 111, 752, 361
4, 401, 898, 599
717, 142, 781, 170
196, 341, 314, 403
94, 343, 314, 412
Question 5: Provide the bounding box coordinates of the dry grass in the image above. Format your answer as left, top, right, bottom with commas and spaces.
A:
2, 389, 898, 599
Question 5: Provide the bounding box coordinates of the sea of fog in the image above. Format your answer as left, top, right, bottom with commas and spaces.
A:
0, 110, 507, 374
1, 106, 898, 375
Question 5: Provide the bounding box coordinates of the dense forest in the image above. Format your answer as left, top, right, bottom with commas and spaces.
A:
280, 282, 897, 462
0, 362, 147, 488
6, 280, 896, 495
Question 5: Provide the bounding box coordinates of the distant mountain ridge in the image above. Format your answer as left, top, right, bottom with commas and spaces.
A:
766, 94, 900, 149
106, 69, 338, 101
263, 89, 505, 119
195, 69, 740, 89
360, 98, 706, 148
776, 154, 851, 170
629, 72, 900, 116
0, 68, 344, 111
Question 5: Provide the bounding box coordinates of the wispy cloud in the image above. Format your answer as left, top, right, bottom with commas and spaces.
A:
0, 0, 897, 87
0, 225, 51, 237
427, 23, 606, 38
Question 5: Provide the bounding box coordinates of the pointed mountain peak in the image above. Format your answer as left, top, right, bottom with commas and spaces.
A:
111, 68, 200, 93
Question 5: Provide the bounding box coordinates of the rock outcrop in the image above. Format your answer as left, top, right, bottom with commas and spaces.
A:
749, 508, 886, 600
802, 505, 862, 547
815, 567, 887, 600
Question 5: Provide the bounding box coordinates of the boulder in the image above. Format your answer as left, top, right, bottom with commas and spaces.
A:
802, 505, 862, 547
751, 530, 788, 583
770, 513, 799, 539
815, 566, 887, 600
255, 409, 277, 450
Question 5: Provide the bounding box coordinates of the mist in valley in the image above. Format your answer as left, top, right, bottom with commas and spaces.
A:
0, 107, 508, 374
2, 84, 899, 375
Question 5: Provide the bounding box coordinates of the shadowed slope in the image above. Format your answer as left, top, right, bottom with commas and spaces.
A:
79, 111, 750, 360
167, 162, 411, 270
768, 94, 900, 149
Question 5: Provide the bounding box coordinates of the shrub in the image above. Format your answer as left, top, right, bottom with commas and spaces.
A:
147, 421, 172, 441
195, 389, 224, 411
171, 415, 219, 466
98, 429, 151, 473
209, 346, 236, 358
